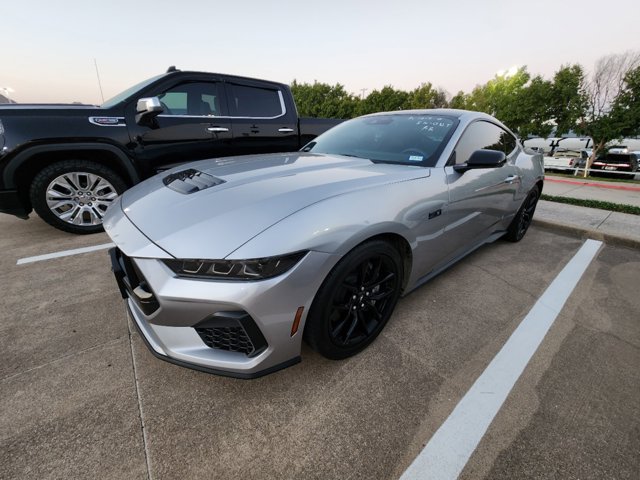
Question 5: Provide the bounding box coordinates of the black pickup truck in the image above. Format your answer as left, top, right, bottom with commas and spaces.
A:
0, 68, 341, 233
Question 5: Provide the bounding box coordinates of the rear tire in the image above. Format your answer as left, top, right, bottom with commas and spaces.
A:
304, 240, 403, 360
504, 185, 540, 242
30, 160, 127, 234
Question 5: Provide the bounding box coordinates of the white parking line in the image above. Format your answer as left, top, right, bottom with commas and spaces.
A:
400, 239, 603, 480
16, 242, 115, 265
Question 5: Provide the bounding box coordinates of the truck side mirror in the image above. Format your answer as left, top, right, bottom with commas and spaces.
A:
135, 97, 163, 127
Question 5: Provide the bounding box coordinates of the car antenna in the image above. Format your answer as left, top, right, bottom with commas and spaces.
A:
166, 66, 178, 73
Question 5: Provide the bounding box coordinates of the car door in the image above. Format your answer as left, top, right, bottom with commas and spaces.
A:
441, 120, 520, 259
225, 82, 299, 155
129, 81, 233, 175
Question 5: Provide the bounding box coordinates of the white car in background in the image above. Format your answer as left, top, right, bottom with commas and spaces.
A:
523, 137, 593, 155
543, 149, 582, 172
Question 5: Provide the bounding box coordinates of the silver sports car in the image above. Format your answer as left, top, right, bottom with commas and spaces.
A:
105, 109, 544, 378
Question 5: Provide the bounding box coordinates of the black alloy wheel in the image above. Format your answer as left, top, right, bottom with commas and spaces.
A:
505, 185, 540, 242
304, 240, 403, 359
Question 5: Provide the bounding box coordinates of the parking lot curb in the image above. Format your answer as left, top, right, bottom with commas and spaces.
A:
533, 218, 640, 250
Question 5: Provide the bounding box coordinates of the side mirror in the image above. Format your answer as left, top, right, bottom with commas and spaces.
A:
453, 149, 506, 173
135, 97, 164, 126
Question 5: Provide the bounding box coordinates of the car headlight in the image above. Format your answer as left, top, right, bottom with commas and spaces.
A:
163, 251, 308, 280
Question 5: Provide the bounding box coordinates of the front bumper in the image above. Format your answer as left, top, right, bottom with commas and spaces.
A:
125, 299, 302, 379
105, 201, 340, 378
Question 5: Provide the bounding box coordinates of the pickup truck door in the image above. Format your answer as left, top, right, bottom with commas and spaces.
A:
225, 82, 299, 155
128, 80, 233, 175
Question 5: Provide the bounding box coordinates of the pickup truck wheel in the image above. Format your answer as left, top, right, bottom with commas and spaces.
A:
30, 160, 127, 234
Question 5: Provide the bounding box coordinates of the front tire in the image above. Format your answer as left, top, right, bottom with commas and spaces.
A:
504, 185, 540, 242
304, 240, 403, 360
30, 160, 127, 234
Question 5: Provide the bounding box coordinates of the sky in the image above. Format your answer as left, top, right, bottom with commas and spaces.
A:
2, 0, 639, 104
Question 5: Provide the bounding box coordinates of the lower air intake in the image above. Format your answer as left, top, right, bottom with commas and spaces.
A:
194, 311, 268, 357
196, 326, 256, 356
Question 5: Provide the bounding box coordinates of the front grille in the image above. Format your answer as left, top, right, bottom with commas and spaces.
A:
194, 312, 268, 357
196, 326, 256, 355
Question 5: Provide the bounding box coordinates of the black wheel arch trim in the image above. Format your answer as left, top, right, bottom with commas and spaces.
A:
3, 142, 140, 189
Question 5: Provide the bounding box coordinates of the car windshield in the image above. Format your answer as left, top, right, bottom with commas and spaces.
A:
101, 74, 165, 108
302, 113, 457, 167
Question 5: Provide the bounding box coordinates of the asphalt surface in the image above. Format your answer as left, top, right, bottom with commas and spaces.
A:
1, 210, 639, 480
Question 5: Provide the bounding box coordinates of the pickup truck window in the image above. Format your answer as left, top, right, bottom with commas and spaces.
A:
158, 82, 225, 116
0, 69, 343, 234
227, 84, 284, 118
101, 74, 165, 108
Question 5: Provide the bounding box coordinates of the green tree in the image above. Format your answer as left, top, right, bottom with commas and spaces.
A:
358, 86, 410, 115
290, 80, 360, 118
457, 67, 552, 137
406, 83, 448, 109
515, 75, 554, 139
610, 66, 640, 137
449, 91, 468, 109
447, 67, 535, 135
548, 64, 588, 136
577, 52, 640, 176
446, 65, 585, 139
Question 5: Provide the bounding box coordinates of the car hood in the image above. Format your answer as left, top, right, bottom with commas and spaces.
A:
120, 153, 429, 259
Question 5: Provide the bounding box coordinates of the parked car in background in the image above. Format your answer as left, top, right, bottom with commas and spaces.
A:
543, 148, 582, 172
105, 109, 544, 378
524, 136, 593, 155
590, 147, 640, 174
0, 68, 343, 233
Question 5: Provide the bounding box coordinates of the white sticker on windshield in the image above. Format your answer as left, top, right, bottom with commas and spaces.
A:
408, 155, 423, 161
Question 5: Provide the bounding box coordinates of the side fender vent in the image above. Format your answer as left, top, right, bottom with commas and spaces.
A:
163, 168, 225, 194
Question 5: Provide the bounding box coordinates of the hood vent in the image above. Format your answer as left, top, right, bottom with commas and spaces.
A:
163, 168, 225, 194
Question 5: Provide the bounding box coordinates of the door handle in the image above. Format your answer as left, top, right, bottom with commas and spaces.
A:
504, 175, 520, 184
207, 127, 229, 132
278, 127, 294, 133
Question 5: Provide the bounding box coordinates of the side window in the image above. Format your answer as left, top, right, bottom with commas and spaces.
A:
501, 130, 517, 154
228, 84, 283, 117
158, 82, 224, 116
454, 121, 517, 164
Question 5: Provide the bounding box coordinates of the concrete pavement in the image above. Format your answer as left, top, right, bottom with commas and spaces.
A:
1, 195, 639, 480
534, 175, 640, 248
2, 214, 638, 480
534, 200, 640, 249
543, 175, 640, 207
